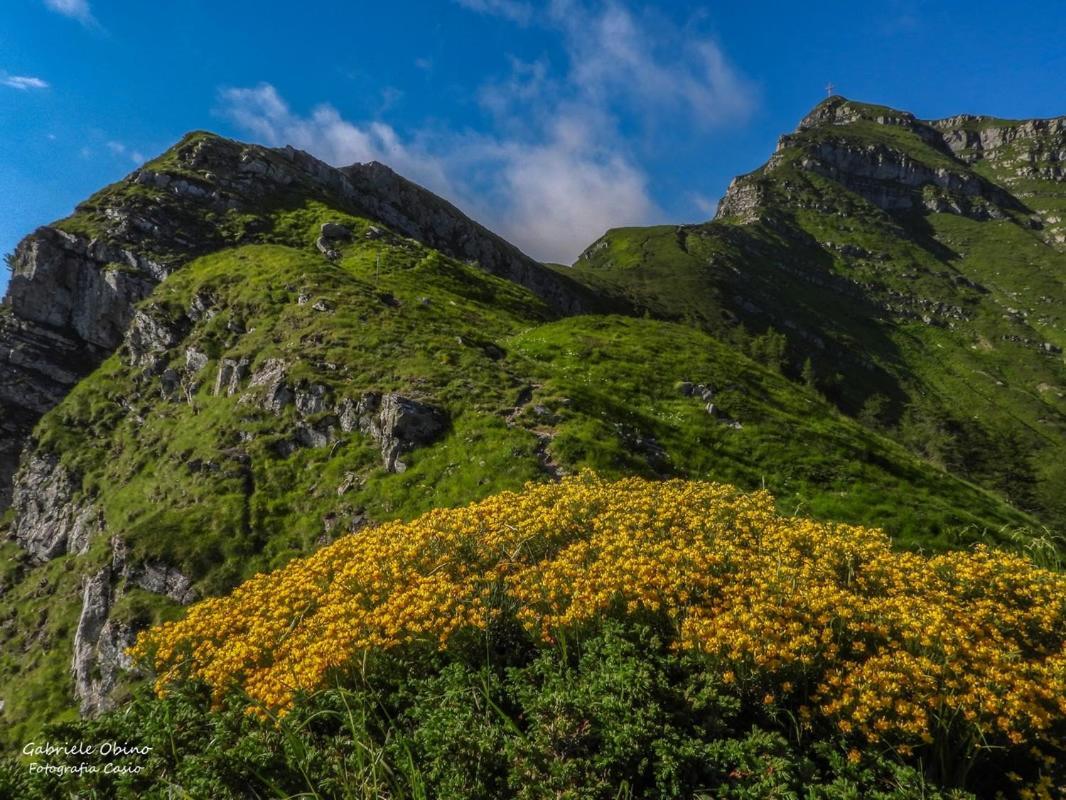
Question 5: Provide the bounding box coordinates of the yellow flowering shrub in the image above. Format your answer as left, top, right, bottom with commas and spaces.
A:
131, 474, 1066, 774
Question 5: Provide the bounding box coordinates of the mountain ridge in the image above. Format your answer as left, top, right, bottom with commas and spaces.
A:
0, 96, 1062, 746
567, 95, 1066, 529
0, 132, 600, 510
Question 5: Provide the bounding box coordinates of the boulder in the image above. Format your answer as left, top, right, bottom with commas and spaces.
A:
339, 392, 447, 472
247, 359, 292, 414
320, 222, 353, 240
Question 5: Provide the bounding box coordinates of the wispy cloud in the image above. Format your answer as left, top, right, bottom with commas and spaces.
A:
217, 83, 454, 194
453, 0, 533, 25
689, 192, 719, 217
43, 0, 96, 26
106, 140, 146, 164
2, 74, 49, 90
218, 1, 755, 263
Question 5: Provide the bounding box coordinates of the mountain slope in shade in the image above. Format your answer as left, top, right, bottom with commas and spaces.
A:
563, 97, 1066, 530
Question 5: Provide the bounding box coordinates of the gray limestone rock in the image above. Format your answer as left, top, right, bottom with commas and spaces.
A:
125, 307, 185, 369
11, 452, 101, 562
352, 392, 447, 472
246, 358, 293, 414
185, 346, 209, 373
214, 356, 250, 396
111, 537, 197, 605
71, 565, 140, 717
295, 382, 330, 415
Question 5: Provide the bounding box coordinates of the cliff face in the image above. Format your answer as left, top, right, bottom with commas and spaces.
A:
1, 231, 165, 510
719, 97, 1063, 225
0, 133, 596, 512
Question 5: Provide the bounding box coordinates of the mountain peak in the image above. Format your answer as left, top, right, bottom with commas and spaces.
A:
0, 130, 601, 511
796, 96, 921, 133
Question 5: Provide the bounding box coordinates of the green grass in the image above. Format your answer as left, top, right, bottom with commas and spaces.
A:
509, 315, 1035, 545
3, 104, 1063, 749
559, 102, 1066, 537
1, 192, 1050, 744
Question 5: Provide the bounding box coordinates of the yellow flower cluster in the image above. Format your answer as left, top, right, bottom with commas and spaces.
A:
131, 474, 1066, 773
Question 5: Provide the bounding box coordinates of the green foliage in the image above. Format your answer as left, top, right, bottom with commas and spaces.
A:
858, 393, 890, 431
561, 101, 1066, 538
1, 620, 984, 799
748, 329, 789, 373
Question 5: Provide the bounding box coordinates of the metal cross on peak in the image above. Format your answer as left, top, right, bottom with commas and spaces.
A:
825, 82, 835, 98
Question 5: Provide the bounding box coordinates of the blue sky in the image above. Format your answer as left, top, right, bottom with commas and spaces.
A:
2, 0, 1064, 293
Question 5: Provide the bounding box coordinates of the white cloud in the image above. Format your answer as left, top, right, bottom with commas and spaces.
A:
217, 2, 755, 263
2, 74, 49, 90
217, 84, 454, 195
548, 1, 755, 129
453, 0, 533, 24
105, 140, 146, 164
491, 124, 655, 262
689, 192, 719, 217
43, 0, 95, 26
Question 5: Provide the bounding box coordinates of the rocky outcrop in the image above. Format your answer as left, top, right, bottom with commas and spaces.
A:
110, 537, 196, 605
246, 358, 294, 414
715, 97, 1056, 224
338, 392, 448, 472
70, 540, 196, 716
715, 177, 766, 223
241, 361, 448, 466
214, 356, 250, 396
71, 566, 127, 716
11, 452, 101, 562
0, 229, 166, 508
0, 130, 599, 511
933, 115, 1066, 176
124, 306, 187, 369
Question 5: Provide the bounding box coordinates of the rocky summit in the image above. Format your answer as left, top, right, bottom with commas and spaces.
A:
0, 98, 1063, 745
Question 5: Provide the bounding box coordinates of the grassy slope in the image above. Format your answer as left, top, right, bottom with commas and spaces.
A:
0, 190, 1042, 745
561, 101, 1066, 532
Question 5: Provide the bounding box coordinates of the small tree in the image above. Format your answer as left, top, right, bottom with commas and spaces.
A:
898, 399, 953, 469
749, 329, 788, 373
858, 393, 889, 431
800, 358, 817, 390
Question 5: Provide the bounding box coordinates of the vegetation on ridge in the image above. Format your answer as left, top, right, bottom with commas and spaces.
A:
2, 98, 1065, 798
563, 99, 1066, 534
7, 475, 1062, 798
